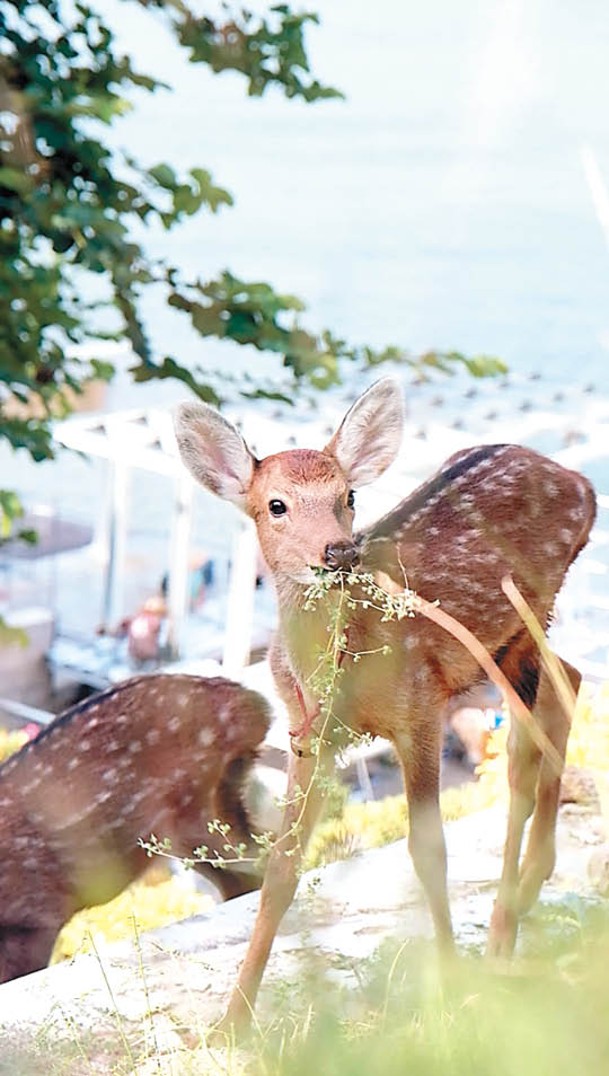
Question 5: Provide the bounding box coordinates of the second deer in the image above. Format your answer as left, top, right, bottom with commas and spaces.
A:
175, 378, 596, 1036
0, 674, 270, 984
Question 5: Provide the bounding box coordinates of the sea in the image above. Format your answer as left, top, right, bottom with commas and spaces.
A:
2, 0, 609, 679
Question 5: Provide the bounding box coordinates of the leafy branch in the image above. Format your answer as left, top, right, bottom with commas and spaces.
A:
1, 0, 507, 469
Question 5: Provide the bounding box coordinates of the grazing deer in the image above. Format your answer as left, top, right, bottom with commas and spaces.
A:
175, 378, 596, 1036
0, 674, 271, 983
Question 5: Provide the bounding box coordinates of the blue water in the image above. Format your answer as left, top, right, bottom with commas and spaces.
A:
98, 0, 609, 388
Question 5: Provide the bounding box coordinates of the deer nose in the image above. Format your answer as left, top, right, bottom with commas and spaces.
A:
323, 542, 360, 572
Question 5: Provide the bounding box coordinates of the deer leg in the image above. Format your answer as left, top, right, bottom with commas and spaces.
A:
517, 658, 579, 914
212, 742, 334, 1040
488, 678, 545, 959
487, 732, 539, 957
393, 719, 454, 952
487, 638, 546, 959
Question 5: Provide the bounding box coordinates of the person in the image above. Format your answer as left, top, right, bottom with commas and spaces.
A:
125, 595, 168, 664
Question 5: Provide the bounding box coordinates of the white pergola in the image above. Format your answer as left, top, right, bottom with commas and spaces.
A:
53, 370, 609, 684
53, 407, 260, 674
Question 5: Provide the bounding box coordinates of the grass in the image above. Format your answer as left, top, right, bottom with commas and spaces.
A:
246, 909, 609, 1076
7, 903, 609, 1075
2, 681, 609, 1074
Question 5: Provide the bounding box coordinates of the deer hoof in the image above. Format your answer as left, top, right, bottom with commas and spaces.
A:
486, 901, 518, 960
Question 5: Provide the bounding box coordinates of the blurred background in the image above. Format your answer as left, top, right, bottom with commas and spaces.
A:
101, 0, 609, 385
2, 0, 609, 727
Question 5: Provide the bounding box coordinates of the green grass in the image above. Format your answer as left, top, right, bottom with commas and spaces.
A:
3, 682, 609, 1075
239, 899, 609, 1076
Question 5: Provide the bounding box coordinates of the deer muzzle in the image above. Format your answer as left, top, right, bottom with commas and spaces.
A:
323, 541, 360, 572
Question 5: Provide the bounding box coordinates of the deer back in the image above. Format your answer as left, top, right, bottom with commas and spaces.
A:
0, 675, 271, 928
360, 443, 596, 645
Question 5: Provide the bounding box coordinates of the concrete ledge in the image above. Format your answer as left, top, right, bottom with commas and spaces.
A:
0, 804, 604, 1071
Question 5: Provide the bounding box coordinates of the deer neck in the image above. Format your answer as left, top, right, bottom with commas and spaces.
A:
274, 576, 345, 686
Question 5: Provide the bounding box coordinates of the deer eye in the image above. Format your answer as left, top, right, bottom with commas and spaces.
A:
269, 499, 287, 517
347, 490, 355, 509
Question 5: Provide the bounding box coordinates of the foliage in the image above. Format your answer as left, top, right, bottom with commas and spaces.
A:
0, 617, 28, 647
0, 724, 29, 763
567, 679, 609, 771
0, 487, 39, 642
245, 906, 609, 1076
0, 0, 507, 482
0, 488, 36, 544
0, 0, 338, 455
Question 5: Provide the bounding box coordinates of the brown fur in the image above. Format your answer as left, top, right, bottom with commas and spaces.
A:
0, 674, 271, 983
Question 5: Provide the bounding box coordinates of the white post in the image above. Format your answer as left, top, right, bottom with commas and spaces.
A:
101, 459, 129, 630
222, 518, 259, 677
165, 471, 194, 660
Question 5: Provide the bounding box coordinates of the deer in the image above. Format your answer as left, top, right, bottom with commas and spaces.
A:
174, 377, 597, 1037
0, 673, 271, 984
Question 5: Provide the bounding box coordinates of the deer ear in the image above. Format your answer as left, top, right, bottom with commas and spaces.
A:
174, 402, 256, 508
325, 378, 404, 487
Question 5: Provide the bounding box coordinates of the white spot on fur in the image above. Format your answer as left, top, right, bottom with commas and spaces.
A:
95, 789, 113, 804
198, 727, 214, 747
19, 780, 40, 795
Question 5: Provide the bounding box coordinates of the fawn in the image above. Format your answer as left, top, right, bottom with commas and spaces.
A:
0, 674, 271, 983
175, 377, 596, 1036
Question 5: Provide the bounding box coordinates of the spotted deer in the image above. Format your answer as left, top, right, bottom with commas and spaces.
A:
0, 674, 271, 983
175, 378, 596, 1036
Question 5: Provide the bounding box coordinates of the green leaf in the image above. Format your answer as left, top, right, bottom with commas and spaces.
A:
0, 617, 29, 649
0, 167, 35, 194
148, 163, 178, 190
